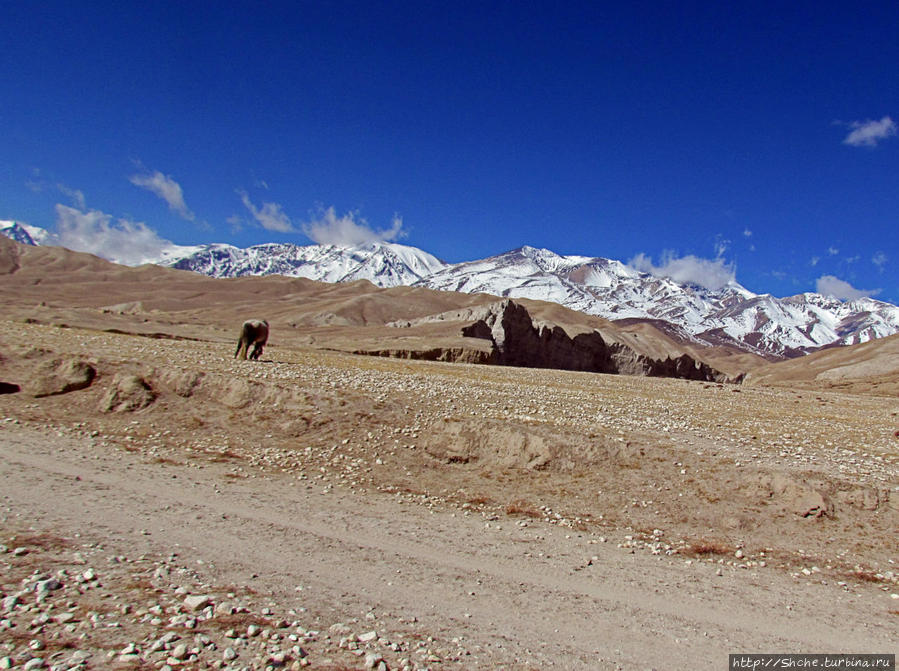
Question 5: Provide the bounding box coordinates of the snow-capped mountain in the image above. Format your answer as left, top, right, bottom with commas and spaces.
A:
169, 240, 448, 286
4, 223, 898, 358
0, 221, 58, 246
420, 246, 899, 356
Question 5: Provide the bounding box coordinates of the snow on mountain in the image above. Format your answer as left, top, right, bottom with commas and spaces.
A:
0, 221, 58, 246
170, 241, 448, 286
4, 223, 898, 358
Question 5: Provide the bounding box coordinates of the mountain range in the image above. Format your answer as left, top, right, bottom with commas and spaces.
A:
4, 220, 898, 359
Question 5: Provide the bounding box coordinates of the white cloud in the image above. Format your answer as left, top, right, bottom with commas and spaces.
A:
843, 116, 897, 148
815, 275, 880, 301
810, 256, 820, 267
742, 228, 753, 237
237, 190, 294, 233
55, 204, 175, 266
827, 246, 839, 256
628, 251, 736, 291
129, 169, 195, 221
872, 251, 888, 270
302, 207, 407, 246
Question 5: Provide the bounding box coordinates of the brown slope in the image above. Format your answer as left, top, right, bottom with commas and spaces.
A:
745, 332, 899, 396
0, 236, 747, 379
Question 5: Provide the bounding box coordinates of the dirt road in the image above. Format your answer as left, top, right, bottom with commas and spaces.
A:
2, 425, 895, 670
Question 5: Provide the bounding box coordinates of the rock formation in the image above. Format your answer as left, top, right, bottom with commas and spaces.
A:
455, 300, 730, 381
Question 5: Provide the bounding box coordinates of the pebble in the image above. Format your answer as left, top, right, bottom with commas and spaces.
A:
184, 594, 212, 611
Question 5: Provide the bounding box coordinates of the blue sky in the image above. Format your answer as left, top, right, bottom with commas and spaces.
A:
2, 1, 898, 302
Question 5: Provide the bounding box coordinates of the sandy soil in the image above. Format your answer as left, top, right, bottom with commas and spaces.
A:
1, 319, 897, 670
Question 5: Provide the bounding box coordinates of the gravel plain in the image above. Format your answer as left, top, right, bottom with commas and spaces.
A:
1, 319, 897, 670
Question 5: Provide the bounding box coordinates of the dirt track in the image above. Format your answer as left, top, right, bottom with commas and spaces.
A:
1, 320, 898, 669
3, 427, 896, 670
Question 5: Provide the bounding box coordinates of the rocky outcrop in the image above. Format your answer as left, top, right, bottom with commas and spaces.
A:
459, 300, 730, 382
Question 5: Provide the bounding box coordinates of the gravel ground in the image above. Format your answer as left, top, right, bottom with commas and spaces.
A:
0, 320, 897, 669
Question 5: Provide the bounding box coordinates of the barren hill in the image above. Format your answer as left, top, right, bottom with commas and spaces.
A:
0, 236, 759, 381
746, 332, 899, 396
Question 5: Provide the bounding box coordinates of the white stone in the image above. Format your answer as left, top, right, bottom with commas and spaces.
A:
183, 594, 211, 612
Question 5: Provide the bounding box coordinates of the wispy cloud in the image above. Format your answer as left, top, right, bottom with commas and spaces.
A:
129, 168, 196, 221
742, 229, 752, 238
872, 251, 888, 271
226, 214, 244, 234
56, 184, 86, 210
237, 190, 294, 233
302, 207, 406, 246
827, 246, 839, 256
713, 235, 730, 258
815, 275, 880, 301
842, 116, 897, 148
629, 251, 736, 291
24, 176, 86, 210
55, 204, 175, 266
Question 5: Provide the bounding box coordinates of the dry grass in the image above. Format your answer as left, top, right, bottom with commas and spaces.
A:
205, 612, 271, 629
6, 531, 70, 551
206, 449, 243, 463
124, 577, 162, 594
151, 456, 184, 466
841, 569, 886, 584
678, 539, 735, 557
504, 499, 542, 518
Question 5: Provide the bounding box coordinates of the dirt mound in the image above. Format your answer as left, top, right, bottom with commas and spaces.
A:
99, 373, 157, 412
745, 473, 835, 518
426, 417, 556, 469
27, 358, 97, 397
424, 417, 633, 471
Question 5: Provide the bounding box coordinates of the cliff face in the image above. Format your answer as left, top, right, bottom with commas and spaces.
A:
461, 300, 731, 382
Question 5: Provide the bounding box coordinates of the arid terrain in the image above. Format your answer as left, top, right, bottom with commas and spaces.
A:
1, 238, 897, 670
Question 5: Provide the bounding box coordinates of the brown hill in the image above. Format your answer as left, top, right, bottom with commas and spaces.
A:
0, 236, 759, 380
746, 332, 899, 396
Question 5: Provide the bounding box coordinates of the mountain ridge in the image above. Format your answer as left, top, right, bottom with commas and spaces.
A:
4, 220, 898, 359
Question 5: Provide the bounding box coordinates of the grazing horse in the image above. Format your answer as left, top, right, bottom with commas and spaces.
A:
235, 319, 269, 360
